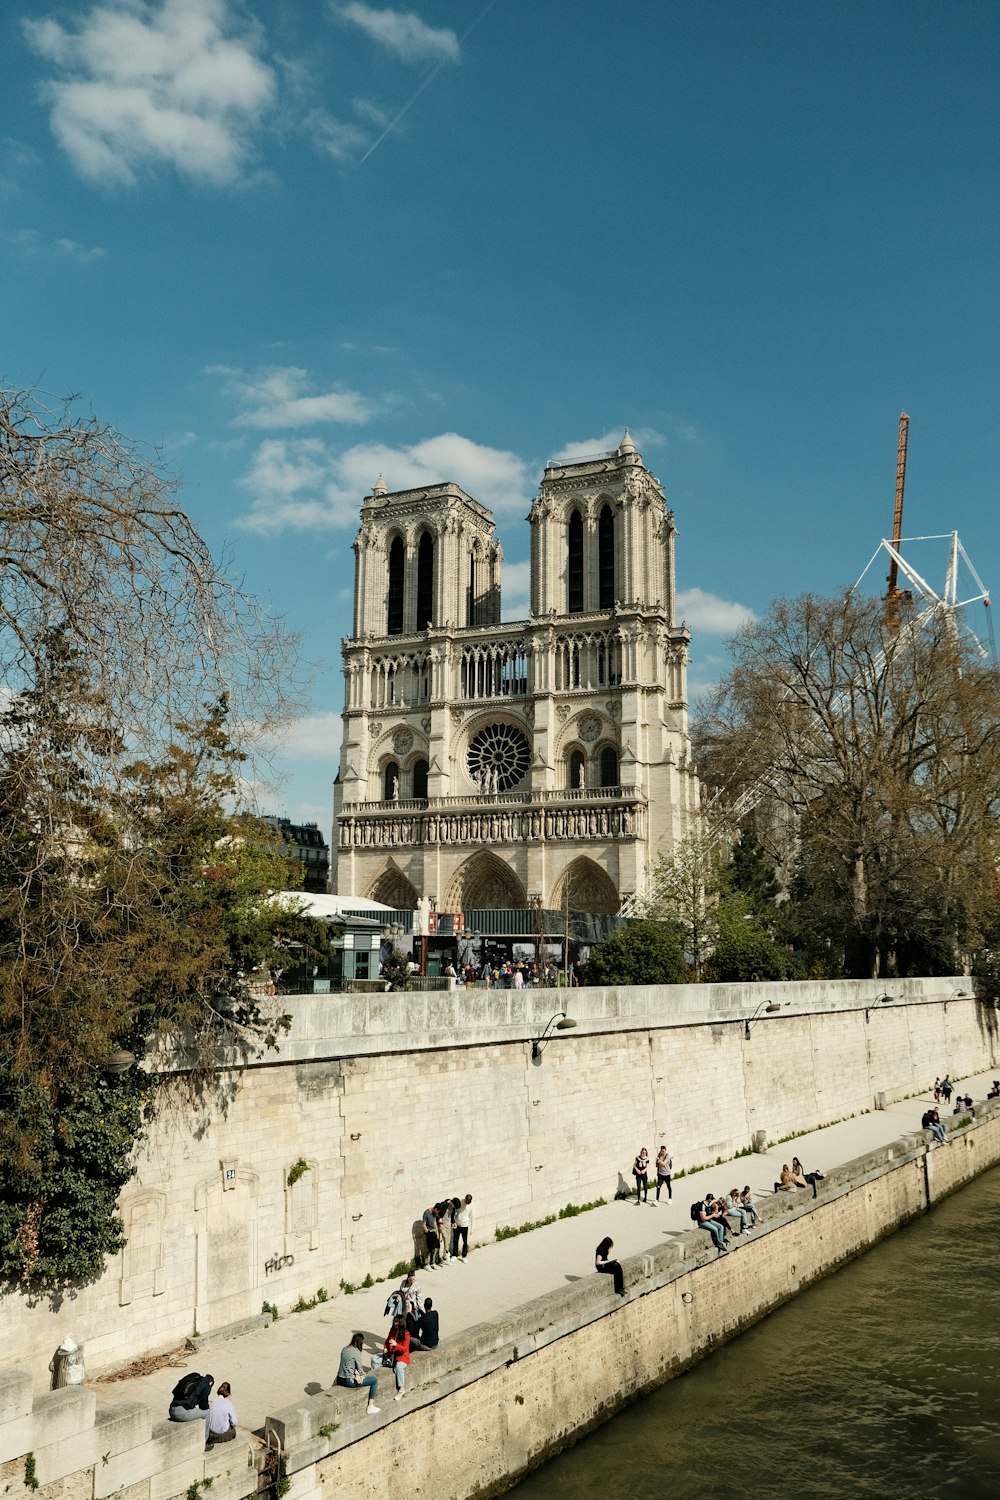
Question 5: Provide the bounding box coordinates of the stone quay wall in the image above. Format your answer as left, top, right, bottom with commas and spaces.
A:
272, 1101, 1000, 1500
2, 1101, 998, 1500
1, 978, 996, 1391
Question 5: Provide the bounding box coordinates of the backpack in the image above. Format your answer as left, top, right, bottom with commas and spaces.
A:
690, 1201, 704, 1222
171, 1371, 202, 1407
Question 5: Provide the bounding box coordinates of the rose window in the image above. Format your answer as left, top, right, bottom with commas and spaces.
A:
467, 723, 530, 792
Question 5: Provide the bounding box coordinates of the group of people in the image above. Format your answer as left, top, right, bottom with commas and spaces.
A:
419, 1195, 475, 1265
691, 1187, 759, 1254
774, 1157, 826, 1199
167, 1373, 237, 1446
631, 1145, 673, 1202
924, 1072, 981, 1139
338, 1269, 442, 1416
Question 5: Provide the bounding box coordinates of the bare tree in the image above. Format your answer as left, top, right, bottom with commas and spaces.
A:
0, 387, 298, 765
696, 591, 1000, 977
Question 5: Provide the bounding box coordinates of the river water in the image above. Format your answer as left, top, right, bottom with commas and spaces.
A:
514, 1165, 1000, 1500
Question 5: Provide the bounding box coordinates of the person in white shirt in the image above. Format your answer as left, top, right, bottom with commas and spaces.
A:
207, 1382, 237, 1444
452, 1194, 474, 1259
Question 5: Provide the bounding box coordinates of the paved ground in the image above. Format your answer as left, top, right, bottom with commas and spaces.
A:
94, 1066, 998, 1434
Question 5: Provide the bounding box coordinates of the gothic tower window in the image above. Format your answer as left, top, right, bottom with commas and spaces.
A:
467, 550, 478, 626
383, 760, 400, 801
387, 537, 405, 635
567, 509, 584, 613
598, 503, 615, 609
569, 749, 585, 790
416, 532, 435, 630
412, 757, 429, 799
600, 746, 619, 787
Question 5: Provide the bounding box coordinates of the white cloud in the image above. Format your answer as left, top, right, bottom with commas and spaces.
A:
306, 106, 369, 162
269, 711, 344, 762
550, 426, 666, 464
237, 430, 533, 533
23, 0, 275, 186
352, 97, 390, 127
210, 364, 373, 427
675, 587, 756, 635
501, 559, 531, 622
1, 227, 105, 261
336, 3, 459, 63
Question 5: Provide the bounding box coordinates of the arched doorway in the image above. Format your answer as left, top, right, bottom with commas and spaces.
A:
445, 851, 526, 912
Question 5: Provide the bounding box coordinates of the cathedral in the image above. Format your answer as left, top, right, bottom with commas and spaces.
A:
331, 431, 700, 929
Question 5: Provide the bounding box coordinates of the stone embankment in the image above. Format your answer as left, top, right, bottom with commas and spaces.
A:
2, 1086, 998, 1500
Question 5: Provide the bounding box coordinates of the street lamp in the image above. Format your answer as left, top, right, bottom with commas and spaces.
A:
103, 1050, 136, 1075
944, 987, 969, 1012
531, 1011, 577, 1061
865, 993, 894, 1023
743, 1001, 782, 1040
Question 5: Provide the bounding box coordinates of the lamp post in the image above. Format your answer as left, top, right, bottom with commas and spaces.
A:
864, 992, 894, 1023
531, 1011, 577, 1061
743, 1001, 782, 1040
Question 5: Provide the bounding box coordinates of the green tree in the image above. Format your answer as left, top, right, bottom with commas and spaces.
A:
0, 391, 309, 1289
725, 830, 780, 916
584, 920, 687, 986
702, 895, 793, 983
647, 834, 726, 979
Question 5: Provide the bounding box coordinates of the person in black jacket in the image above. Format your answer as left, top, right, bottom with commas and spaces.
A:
168, 1371, 213, 1443
409, 1297, 440, 1349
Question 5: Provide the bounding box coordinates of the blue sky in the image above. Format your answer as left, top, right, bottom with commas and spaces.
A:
5, 0, 999, 828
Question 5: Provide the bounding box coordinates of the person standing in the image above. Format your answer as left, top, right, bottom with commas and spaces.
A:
633, 1147, 650, 1204
595, 1236, 626, 1296
655, 1145, 673, 1202
940, 1075, 954, 1104
453, 1194, 474, 1259
422, 1204, 441, 1267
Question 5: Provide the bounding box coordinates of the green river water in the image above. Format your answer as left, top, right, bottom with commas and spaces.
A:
514, 1164, 1000, 1499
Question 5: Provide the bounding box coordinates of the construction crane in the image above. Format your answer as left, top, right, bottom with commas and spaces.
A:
620, 414, 994, 920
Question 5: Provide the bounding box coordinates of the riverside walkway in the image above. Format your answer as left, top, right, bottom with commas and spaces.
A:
95, 1067, 998, 1436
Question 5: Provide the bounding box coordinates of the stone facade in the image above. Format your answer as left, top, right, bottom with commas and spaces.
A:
0, 980, 994, 1388
4, 1106, 998, 1500
332, 432, 700, 914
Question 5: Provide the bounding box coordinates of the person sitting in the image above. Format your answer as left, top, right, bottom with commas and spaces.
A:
372, 1317, 411, 1401
168, 1372, 213, 1443
705, 1193, 735, 1242
335, 1333, 380, 1415
988, 1080, 1000, 1099
595, 1235, 626, 1295
921, 1108, 946, 1144
739, 1185, 758, 1227
723, 1187, 752, 1234
774, 1164, 798, 1192
693, 1197, 728, 1255
408, 1296, 440, 1350
791, 1156, 825, 1199
207, 1381, 238, 1444
386, 1270, 423, 1320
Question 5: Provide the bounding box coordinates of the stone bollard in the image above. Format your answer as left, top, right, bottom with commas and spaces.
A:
752, 1130, 768, 1153
875, 1091, 887, 1111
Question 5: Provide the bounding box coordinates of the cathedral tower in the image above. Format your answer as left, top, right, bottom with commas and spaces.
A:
332, 433, 699, 920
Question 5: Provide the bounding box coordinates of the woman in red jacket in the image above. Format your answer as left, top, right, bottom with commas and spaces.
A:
380, 1315, 411, 1401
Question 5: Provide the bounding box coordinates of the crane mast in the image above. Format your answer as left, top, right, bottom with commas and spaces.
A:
885, 411, 909, 606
